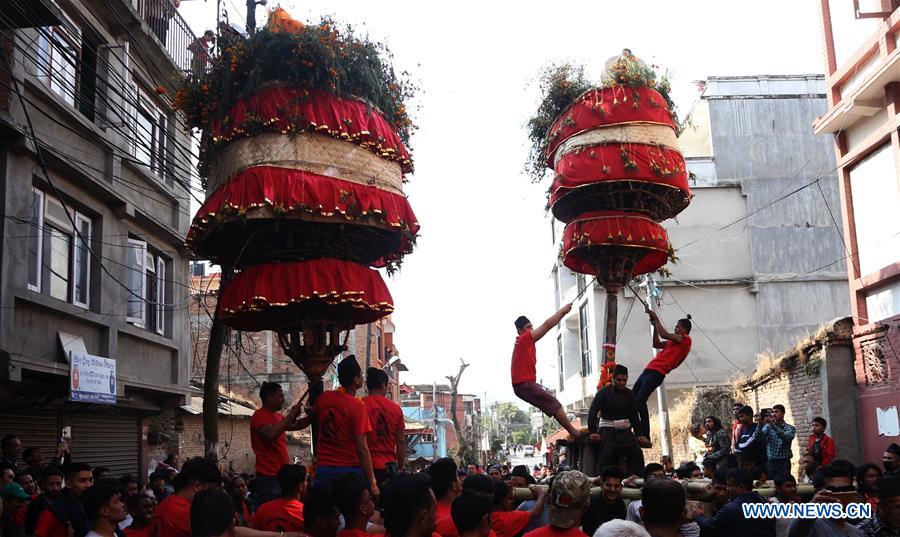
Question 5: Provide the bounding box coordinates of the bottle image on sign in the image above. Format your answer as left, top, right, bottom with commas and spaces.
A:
109, 372, 115, 395
73, 365, 80, 390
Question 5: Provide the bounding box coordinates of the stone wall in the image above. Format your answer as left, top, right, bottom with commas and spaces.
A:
178, 414, 256, 475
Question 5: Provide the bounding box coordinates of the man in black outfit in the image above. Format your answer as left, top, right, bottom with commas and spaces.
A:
587, 364, 644, 476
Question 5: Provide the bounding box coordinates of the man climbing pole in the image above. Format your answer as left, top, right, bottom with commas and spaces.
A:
511, 304, 582, 438
632, 307, 692, 448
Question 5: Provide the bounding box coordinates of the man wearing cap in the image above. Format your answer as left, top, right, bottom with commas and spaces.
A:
2, 482, 31, 537
511, 305, 582, 438
884, 444, 900, 477
857, 475, 900, 537
522, 470, 590, 537
587, 364, 645, 476
310, 356, 377, 495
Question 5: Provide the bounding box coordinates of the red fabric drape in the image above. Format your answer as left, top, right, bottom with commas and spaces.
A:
211, 87, 413, 172
219, 258, 394, 331
562, 211, 670, 277
545, 86, 677, 166
187, 166, 419, 267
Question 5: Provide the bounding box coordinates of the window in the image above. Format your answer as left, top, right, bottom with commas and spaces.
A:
134, 89, 167, 179
578, 302, 591, 376
849, 144, 900, 277
552, 266, 560, 309
577, 273, 586, 294
27, 189, 93, 309
126, 237, 168, 336
557, 335, 564, 391
37, 25, 81, 107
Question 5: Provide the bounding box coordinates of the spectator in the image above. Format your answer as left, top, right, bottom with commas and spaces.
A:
704, 416, 731, 471
641, 478, 685, 537
450, 489, 492, 537
430, 458, 462, 537
733, 406, 766, 469
15, 472, 36, 498
250, 382, 304, 503
884, 444, 900, 477
799, 454, 819, 485
807, 417, 836, 467
188, 30, 215, 74
124, 495, 156, 537
190, 488, 234, 537
761, 405, 796, 480
0, 465, 14, 488
702, 459, 718, 480
120, 476, 140, 500
25, 468, 63, 535
228, 476, 253, 526
92, 468, 110, 482
787, 464, 863, 537
333, 472, 375, 537
381, 473, 437, 537
710, 470, 730, 514
510, 466, 535, 488
595, 520, 650, 537
1, 483, 31, 537
731, 403, 744, 447
302, 486, 340, 537
751, 467, 769, 489
487, 467, 502, 481
363, 367, 406, 488
857, 475, 900, 537
522, 470, 590, 537
490, 480, 544, 537
251, 464, 306, 532
34, 462, 94, 537
23, 448, 43, 479
855, 463, 883, 511
82, 484, 127, 537
692, 468, 775, 537
148, 473, 168, 502
675, 463, 702, 480
311, 356, 377, 494
0, 437, 21, 469
770, 475, 799, 537
156, 455, 179, 475
467, 464, 478, 476
582, 466, 627, 536
150, 457, 222, 537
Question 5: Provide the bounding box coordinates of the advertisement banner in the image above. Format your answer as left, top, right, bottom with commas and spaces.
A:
69, 351, 117, 404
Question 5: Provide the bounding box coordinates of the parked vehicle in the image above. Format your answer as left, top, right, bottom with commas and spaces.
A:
523, 445, 535, 457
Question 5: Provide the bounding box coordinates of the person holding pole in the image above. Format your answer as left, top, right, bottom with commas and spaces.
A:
632, 306, 692, 447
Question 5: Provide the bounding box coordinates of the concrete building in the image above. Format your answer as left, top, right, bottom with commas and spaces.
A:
814, 1, 900, 463
400, 383, 482, 459
0, 0, 199, 477
545, 75, 850, 416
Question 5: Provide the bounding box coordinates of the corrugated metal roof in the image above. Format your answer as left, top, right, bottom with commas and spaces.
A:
180, 396, 256, 418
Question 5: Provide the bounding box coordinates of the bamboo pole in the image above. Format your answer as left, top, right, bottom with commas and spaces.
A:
512, 482, 816, 502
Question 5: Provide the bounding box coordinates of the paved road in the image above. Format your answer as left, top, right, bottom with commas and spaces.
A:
506, 450, 542, 469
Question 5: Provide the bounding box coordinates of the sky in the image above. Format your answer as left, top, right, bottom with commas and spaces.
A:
176, 0, 855, 406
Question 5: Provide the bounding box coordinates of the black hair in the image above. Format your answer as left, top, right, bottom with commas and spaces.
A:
751, 467, 767, 482
705, 415, 723, 431
641, 478, 685, 526
428, 458, 458, 499
259, 381, 283, 402
737, 405, 754, 418
64, 462, 92, 478
366, 368, 389, 391
726, 468, 753, 490
22, 447, 40, 460
191, 488, 235, 537
332, 472, 369, 519
304, 485, 339, 530
461, 474, 494, 496
677, 316, 692, 333
82, 483, 121, 522
855, 463, 882, 494
277, 464, 307, 495
812, 416, 827, 427
831, 459, 856, 479
712, 469, 729, 486
164, 453, 178, 465
337, 356, 362, 388
814, 464, 852, 490
174, 458, 221, 492
382, 473, 433, 537
676, 463, 701, 480
600, 465, 624, 481
127, 493, 153, 513
774, 475, 797, 488
642, 463, 665, 480
1, 435, 17, 450
514, 316, 530, 332
92, 467, 110, 478
491, 480, 508, 508
42, 468, 64, 482
772, 404, 785, 413
876, 475, 900, 501
451, 490, 492, 534
702, 459, 717, 470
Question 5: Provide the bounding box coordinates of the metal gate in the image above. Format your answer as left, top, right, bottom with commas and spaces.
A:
0, 409, 59, 461
69, 413, 139, 478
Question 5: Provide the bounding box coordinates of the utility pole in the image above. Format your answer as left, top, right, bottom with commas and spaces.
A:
432, 381, 438, 461
643, 275, 672, 457
245, 0, 266, 32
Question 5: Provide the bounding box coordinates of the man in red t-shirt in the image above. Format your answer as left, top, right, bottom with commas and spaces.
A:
511, 304, 581, 438
250, 382, 305, 502
490, 480, 545, 537
429, 458, 462, 537
150, 458, 221, 537
363, 368, 406, 487
522, 471, 590, 537
333, 473, 376, 537
631, 309, 693, 447
310, 356, 377, 495
251, 464, 306, 533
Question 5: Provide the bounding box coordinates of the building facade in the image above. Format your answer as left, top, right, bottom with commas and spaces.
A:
547, 75, 850, 416
814, 0, 900, 462
0, 0, 198, 477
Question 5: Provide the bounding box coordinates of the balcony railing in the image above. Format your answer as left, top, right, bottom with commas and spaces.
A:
134, 0, 195, 73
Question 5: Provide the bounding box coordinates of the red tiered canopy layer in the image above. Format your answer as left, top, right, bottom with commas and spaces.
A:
211, 87, 413, 172
562, 211, 669, 278
187, 166, 419, 267
545, 86, 677, 166
219, 258, 394, 332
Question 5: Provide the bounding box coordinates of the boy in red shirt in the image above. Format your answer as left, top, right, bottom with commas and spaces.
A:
34, 462, 94, 537
451, 490, 492, 537
511, 305, 581, 438
251, 465, 306, 533
522, 471, 590, 537
490, 480, 545, 537
430, 458, 462, 537
250, 382, 305, 503
124, 494, 156, 537
381, 473, 436, 537
807, 416, 836, 466
632, 309, 693, 447
363, 368, 406, 487
310, 356, 377, 495
150, 458, 221, 537
333, 473, 376, 537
